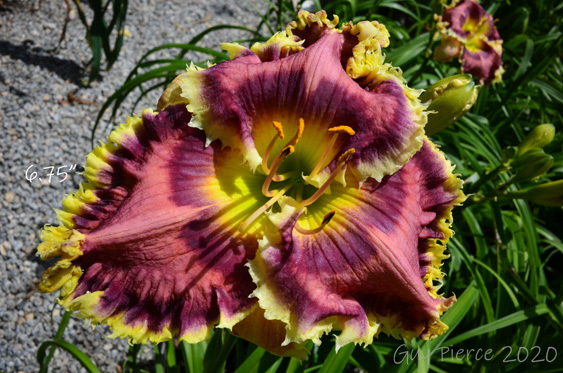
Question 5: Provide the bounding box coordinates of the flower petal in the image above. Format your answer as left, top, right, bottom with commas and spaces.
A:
38, 105, 271, 344
461, 40, 503, 85
232, 306, 309, 359
440, 0, 500, 42
433, 36, 463, 62
248, 139, 464, 348
166, 10, 425, 183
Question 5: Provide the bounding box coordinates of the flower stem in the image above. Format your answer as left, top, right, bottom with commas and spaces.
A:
39, 310, 72, 373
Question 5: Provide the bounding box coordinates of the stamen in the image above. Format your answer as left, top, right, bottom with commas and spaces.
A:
262, 146, 294, 197
288, 118, 305, 147
241, 184, 293, 232
310, 125, 355, 177
262, 119, 304, 177
262, 121, 285, 174
337, 148, 356, 165
294, 211, 336, 235
273, 121, 285, 139
301, 148, 355, 206
274, 171, 299, 181
328, 125, 355, 136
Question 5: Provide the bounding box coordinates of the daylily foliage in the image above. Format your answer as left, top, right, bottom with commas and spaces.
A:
38, 10, 465, 358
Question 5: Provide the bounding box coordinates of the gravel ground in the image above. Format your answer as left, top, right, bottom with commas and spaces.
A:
0, 1, 265, 371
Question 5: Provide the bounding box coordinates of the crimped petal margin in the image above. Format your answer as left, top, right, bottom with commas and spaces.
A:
340, 18, 426, 183
38, 105, 267, 344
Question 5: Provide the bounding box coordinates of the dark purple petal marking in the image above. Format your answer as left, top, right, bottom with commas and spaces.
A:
42, 105, 268, 343
180, 10, 425, 182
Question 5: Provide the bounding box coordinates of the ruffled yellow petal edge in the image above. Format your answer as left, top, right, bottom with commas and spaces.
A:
37, 113, 147, 295
222, 33, 304, 61
285, 10, 340, 35
343, 20, 427, 183
58, 291, 251, 345
421, 139, 466, 301
38, 111, 252, 345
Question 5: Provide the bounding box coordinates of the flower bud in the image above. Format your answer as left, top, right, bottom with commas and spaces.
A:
511, 153, 553, 183
517, 124, 555, 156
510, 147, 545, 168
506, 180, 563, 206
421, 74, 480, 135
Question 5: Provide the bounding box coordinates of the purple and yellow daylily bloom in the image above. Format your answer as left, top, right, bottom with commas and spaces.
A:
434, 0, 503, 85
38, 11, 465, 357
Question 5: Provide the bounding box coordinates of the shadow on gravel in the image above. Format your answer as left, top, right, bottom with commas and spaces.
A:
0, 40, 84, 84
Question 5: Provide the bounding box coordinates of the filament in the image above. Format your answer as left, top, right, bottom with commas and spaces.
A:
262, 121, 285, 174
301, 148, 355, 206
262, 146, 294, 197
240, 184, 293, 232
310, 125, 355, 177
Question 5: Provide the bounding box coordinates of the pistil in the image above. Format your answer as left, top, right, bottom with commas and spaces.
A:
294, 211, 336, 235
240, 184, 294, 232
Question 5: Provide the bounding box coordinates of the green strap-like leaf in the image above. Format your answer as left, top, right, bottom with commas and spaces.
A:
181, 340, 208, 373
446, 304, 550, 346
318, 343, 355, 373
37, 340, 100, 373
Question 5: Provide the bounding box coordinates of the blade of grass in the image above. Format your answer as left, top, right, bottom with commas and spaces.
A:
154, 343, 165, 373
180, 340, 207, 373
204, 332, 237, 373
38, 310, 72, 373
446, 304, 550, 346
166, 340, 178, 372
472, 259, 520, 308
233, 346, 266, 373
37, 340, 100, 373
318, 344, 355, 373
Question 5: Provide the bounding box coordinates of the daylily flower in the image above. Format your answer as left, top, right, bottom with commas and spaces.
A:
434, 0, 503, 85
38, 11, 465, 357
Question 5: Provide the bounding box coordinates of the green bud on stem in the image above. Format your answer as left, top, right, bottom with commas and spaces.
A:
517, 124, 555, 156
511, 148, 546, 168
420, 74, 480, 136
511, 153, 554, 183
505, 180, 563, 206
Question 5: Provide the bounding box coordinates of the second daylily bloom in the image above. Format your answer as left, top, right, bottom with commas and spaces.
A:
38, 10, 465, 356
434, 0, 503, 85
